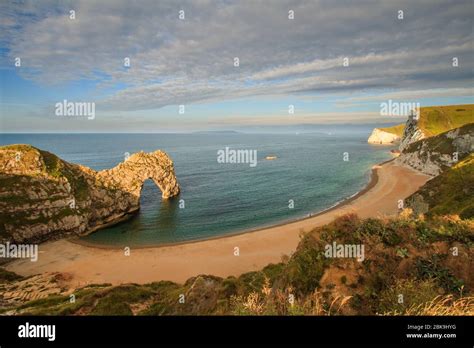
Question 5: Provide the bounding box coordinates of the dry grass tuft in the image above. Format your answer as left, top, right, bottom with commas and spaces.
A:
383, 295, 474, 316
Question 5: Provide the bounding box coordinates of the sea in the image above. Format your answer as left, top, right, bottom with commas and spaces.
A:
1, 125, 395, 247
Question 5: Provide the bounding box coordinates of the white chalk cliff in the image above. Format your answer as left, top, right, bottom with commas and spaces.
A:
367, 128, 401, 145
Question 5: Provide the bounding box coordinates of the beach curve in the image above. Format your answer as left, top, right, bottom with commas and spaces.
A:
5, 160, 431, 287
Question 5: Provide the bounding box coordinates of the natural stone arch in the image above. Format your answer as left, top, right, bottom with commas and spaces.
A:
98, 150, 180, 203
0, 145, 180, 243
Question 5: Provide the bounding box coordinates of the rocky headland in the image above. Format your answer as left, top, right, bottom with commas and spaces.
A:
368, 104, 473, 176
367, 127, 402, 145
398, 114, 426, 151
0, 145, 180, 244
396, 123, 474, 176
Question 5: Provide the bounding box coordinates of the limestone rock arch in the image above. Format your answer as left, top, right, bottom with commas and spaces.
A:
98, 150, 180, 202
0, 145, 181, 243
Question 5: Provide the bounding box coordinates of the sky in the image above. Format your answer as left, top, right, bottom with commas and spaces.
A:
0, 0, 473, 133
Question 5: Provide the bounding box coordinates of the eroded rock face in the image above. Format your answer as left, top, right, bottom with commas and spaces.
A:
399, 115, 426, 152
0, 145, 180, 243
367, 128, 401, 145
395, 123, 474, 176
97, 151, 180, 200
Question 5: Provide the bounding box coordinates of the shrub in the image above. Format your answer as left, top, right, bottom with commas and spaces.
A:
284, 235, 329, 294
377, 279, 440, 314
416, 255, 465, 294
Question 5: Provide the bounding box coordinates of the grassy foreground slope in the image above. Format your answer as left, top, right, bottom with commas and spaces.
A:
2, 213, 472, 316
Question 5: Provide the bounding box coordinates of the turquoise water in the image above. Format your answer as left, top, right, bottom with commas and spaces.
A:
1, 128, 393, 247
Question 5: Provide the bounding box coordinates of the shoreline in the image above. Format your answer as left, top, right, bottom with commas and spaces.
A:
71, 158, 390, 250
5, 159, 431, 286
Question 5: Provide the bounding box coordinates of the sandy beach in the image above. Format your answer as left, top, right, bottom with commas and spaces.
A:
6, 160, 430, 287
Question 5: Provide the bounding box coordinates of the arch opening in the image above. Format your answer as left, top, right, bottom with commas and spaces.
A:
139, 178, 163, 208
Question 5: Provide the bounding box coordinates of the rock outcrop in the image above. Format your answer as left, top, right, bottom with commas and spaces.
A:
399, 114, 426, 152
370, 104, 474, 150
367, 128, 401, 145
0, 145, 180, 243
395, 123, 474, 176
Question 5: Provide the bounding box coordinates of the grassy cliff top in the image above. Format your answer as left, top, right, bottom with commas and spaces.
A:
418, 104, 474, 137
1, 144, 90, 200
377, 104, 473, 137
379, 123, 405, 136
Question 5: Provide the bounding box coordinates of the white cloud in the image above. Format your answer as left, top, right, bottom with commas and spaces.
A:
1, 0, 473, 113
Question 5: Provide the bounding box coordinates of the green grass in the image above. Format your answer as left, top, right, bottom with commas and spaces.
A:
17, 295, 70, 311
380, 123, 405, 136
40, 150, 63, 178
282, 233, 330, 295
40, 150, 90, 201
0, 144, 36, 152
416, 254, 465, 294
377, 104, 473, 139
0, 268, 23, 283
87, 284, 156, 315
377, 279, 440, 314
417, 104, 473, 137
406, 154, 474, 219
